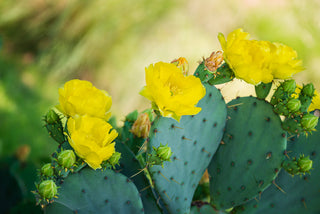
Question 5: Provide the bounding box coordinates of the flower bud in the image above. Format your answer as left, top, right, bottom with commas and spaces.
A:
57, 150, 76, 169
301, 114, 319, 131
38, 180, 57, 199
282, 80, 296, 94
108, 152, 121, 166
302, 83, 315, 97
156, 144, 173, 161
282, 159, 299, 175
41, 163, 54, 177
130, 113, 151, 138
298, 155, 312, 173
286, 99, 301, 112
15, 145, 30, 162
171, 57, 189, 76
45, 109, 60, 124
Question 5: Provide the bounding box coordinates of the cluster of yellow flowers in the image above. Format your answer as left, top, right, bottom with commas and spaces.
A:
219, 28, 304, 85
57, 79, 117, 170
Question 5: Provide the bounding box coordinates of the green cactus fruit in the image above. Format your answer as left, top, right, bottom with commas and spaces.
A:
301, 113, 318, 131
273, 102, 289, 116
108, 152, 121, 167
255, 82, 272, 100
297, 155, 312, 173
282, 79, 296, 94
44, 109, 66, 144
282, 159, 300, 176
286, 99, 301, 112
194, 62, 215, 83
231, 121, 320, 214
41, 163, 54, 177
156, 144, 173, 161
126, 110, 139, 122
301, 83, 315, 97
38, 180, 57, 199
208, 63, 234, 85
208, 97, 287, 210
281, 116, 303, 134
57, 150, 76, 169
147, 82, 227, 214
45, 168, 144, 214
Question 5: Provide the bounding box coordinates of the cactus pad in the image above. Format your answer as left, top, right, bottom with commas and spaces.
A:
147, 83, 227, 214
45, 168, 144, 214
208, 97, 287, 209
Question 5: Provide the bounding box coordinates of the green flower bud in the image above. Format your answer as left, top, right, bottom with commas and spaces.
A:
302, 83, 315, 97
38, 180, 57, 199
108, 152, 121, 166
301, 114, 319, 131
57, 150, 76, 168
156, 144, 173, 161
41, 163, 54, 177
45, 109, 60, 124
282, 159, 300, 175
286, 99, 301, 112
282, 80, 296, 94
298, 155, 312, 173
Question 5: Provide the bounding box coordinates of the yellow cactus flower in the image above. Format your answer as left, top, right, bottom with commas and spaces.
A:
67, 115, 118, 170
218, 28, 303, 85
57, 79, 112, 120
140, 62, 206, 122
309, 90, 320, 112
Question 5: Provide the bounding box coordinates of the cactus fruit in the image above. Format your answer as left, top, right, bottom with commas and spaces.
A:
147, 83, 227, 214
40, 163, 54, 177
231, 117, 320, 214
44, 109, 66, 144
208, 97, 287, 210
38, 180, 57, 200
45, 168, 144, 214
57, 150, 76, 169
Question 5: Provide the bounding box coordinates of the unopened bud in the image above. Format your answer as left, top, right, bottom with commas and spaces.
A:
38, 180, 57, 199
301, 114, 319, 131
45, 109, 60, 124
204, 51, 224, 73
41, 163, 54, 177
302, 83, 315, 97
108, 152, 121, 166
287, 99, 301, 112
15, 145, 30, 162
57, 150, 76, 169
171, 57, 189, 76
156, 144, 173, 161
282, 80, 296, 94
298, 155, 312, 173
130, 113, 151, 138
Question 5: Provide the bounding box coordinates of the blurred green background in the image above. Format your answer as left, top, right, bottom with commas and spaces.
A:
0, 0, 319, 162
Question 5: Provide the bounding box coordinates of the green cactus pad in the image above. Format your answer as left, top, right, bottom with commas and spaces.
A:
208, 97, 287, 210
147, 83, 227, 214
45, 168, 144, 214
115, 142, 163, 214
231, 119, 320, 214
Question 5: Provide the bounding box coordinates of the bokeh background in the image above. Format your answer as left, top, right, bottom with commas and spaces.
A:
0, 0, 319, 164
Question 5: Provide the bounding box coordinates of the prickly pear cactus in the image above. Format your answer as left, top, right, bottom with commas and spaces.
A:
190, 202, 225, 214
45, 168, 144, 214
147, 82, 227, 214
231, 115, 320, 214
208, 97, 287, 209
